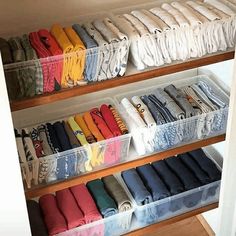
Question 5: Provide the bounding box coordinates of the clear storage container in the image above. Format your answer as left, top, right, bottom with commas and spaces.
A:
114, 75, 229, 156
19, 98, 131, 189
116, 147, 221, 229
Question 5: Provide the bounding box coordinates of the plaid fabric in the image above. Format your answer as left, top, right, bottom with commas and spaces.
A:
21, 34, 44, 95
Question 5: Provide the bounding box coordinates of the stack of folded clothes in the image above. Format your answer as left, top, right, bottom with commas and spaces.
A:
112, 0, 236, 70
15, 104, 129, 188
1, 19, 130, 100
27, 176, 132, 236
121, 148, 221, 224
119, 79, 228, 155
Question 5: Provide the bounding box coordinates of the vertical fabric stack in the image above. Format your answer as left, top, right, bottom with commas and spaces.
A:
15, 104, 129, 188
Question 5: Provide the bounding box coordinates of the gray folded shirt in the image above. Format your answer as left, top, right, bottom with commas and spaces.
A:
164, 84, 197, 118
153, 88, 185, 120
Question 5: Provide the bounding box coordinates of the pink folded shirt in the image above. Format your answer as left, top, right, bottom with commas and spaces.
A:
39, 194, 67, 235
56, 188, 85, 229
70, 184, 102, 223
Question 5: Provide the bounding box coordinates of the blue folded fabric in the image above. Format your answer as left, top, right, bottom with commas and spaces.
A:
72, 24, 98, 82
152, 160, 184, 195
165, 156, 201, 190
165, 156, 202, 208
188, 149, 221, 181
122, 169, 156, 224
179, 153, 211, 185
136, 164, 170, 201
53, 121, 76, 179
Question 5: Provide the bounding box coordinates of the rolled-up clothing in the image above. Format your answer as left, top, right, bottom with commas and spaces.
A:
56, 188, 85, 229
26, 200, 48, 236
39, 194, 67, 235
102, 175, 132, 212
178, 153, 211, 185
164, 84, 196, 118
70, 184, 102, 223
87, 179, 118, 218
152, 160, 184, 195
188, 149, 221, 181
136, 164, 170, 201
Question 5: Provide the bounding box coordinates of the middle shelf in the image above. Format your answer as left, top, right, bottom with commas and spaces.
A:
25, 134, 225, 199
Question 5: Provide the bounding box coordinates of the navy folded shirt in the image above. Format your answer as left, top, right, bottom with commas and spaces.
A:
188, 149, 221, 181
152, 159, 184, 195
165, 156, 201, 190
136, 164, 170, 201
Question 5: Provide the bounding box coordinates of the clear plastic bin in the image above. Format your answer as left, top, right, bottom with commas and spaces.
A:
19, 98, 131, 189
116, 147, 221, 229
56, 175, 134, 236
114, 75, 229, 156
110, 0, 236, 70
4, 34, 130, 100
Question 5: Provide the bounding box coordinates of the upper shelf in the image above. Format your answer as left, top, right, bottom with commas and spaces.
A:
10, 50, 234, 112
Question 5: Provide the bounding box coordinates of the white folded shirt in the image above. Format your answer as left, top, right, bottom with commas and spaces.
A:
162, 3, 190, 27
204, 0, 236, 16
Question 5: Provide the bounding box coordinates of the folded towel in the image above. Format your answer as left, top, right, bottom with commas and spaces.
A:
188, 149, 221, 181
165, 156, 201, 190
56, 188, 85, 229
87, 179, 118, 218
26, 200, 48, 236
179, 153, 211, 184
70, 184, 102, 223
102, 175, 132, 212
39, 194, 67, 235
136, 164, 171, 201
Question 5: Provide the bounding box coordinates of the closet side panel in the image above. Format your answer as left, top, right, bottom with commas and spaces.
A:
0, 54, 31, 236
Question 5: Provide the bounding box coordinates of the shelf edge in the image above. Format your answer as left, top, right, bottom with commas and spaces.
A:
25, 134, 225, 199
11, 51, 234, 111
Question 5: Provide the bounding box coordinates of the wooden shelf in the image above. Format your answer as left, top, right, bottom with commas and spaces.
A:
25, 134, 225, 199
11, 50, 234, 112
124, 202, 218, 236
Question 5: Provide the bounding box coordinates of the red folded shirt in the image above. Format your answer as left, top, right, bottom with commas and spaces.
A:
39, 194, 67, 235
100, 104, 122, 137
29, 32, 55, 93
56, 188, 85, 229
90, 108, 114, 139
38, 29, 63, 86
70, 184, 102, 224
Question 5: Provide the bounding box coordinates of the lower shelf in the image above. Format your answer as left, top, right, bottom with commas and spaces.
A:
25, 134, 225, 199
124, 203, 218, 236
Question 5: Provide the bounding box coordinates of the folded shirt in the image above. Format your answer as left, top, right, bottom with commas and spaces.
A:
56, 188, 85, 229
165, 156, 201, 190
102, 175, 132, 212
122, 168, 153, 205
188, 149, 221, 181
136, 164, 171, 201
152, 160, 185, 195
70, 184, 102, 223
87, 179, 118, 218
39, 194, 67, 235
178, 153, 211, 185
26, 200, 48, 236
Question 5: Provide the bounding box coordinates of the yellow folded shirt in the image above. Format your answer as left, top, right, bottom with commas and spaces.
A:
51, 24, 74, 88
64, 27, 86, 83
